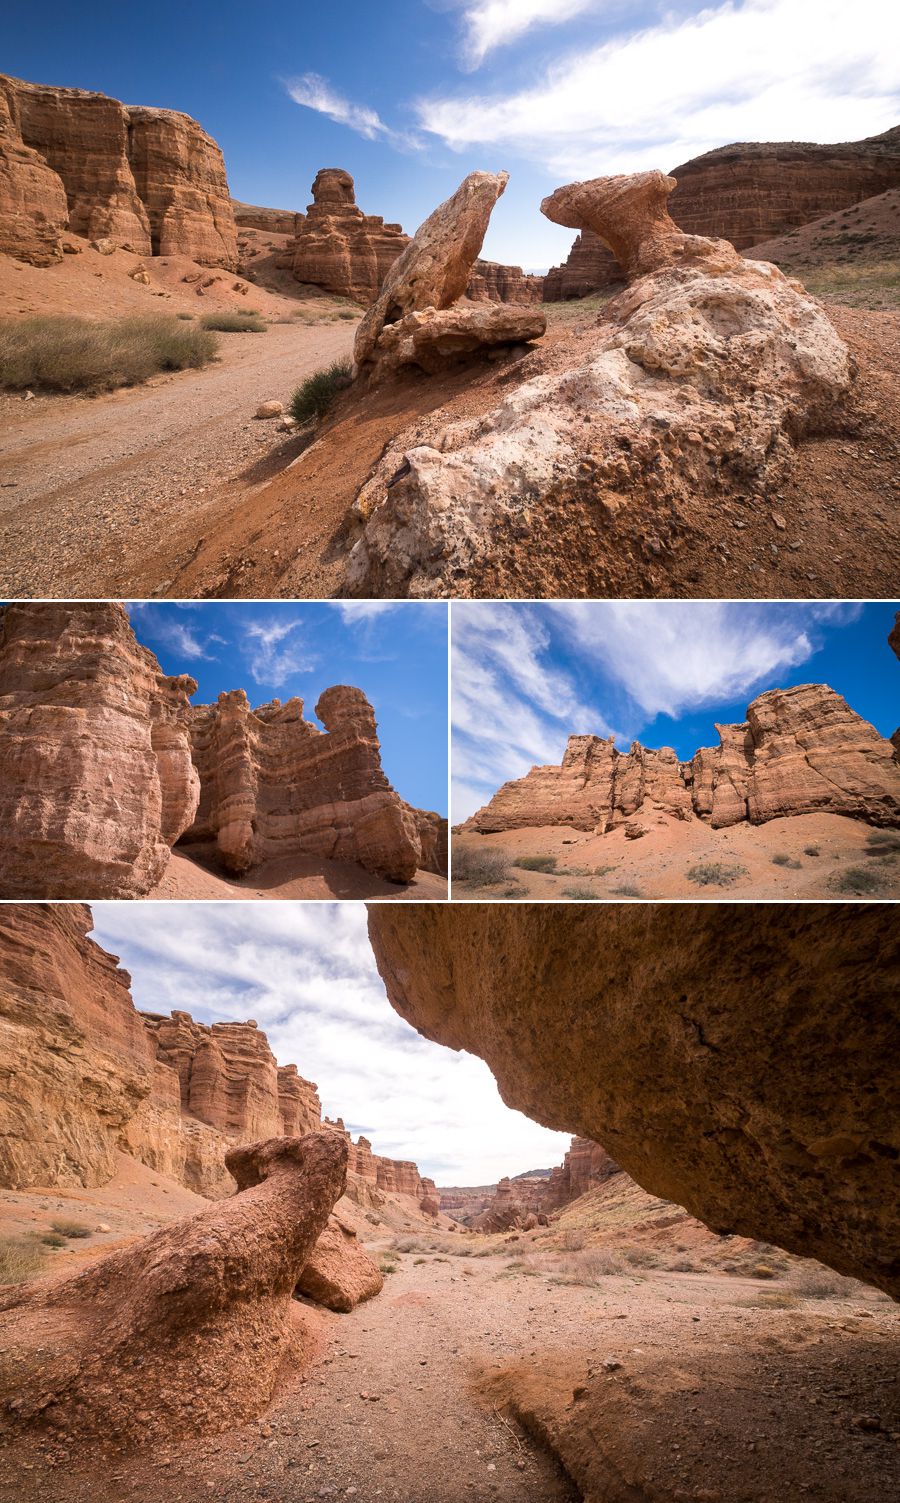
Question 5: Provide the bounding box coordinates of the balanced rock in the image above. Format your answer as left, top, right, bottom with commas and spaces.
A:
344, 169, 852, 596
286, 167, 409, 304
0, 1132, 348, 1441
0, 602, 200, 899
0, 73, 237, 267
368, 906, 900, 1295
183, 684, 424, 883
354, 171, 546, 381
296, 1212, 384, 1312
467, 683, 900, 834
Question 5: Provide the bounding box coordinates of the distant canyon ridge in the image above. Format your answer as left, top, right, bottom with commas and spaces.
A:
3, 72, 899, 304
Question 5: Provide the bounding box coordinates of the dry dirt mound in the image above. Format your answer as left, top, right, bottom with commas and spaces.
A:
150, 845, 447, 900
748, 188, 900, 270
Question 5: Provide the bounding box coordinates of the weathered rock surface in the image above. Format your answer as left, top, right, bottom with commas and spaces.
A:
467, 683, 900, 834
344, 169, 852, 597
285, 168, 408, 304
183, 685, 425, 883
0, 74, 237, 268
0, 603, 200, 899
368, 906, 900, 1296
441, 1138, 619, 1229
354, 171, 545, 380
232, 199, 296, 235
468, 258, 544, 304
543, 126, 900, 299
295, 1211, 384, 1312
0, 1132, 347, 1441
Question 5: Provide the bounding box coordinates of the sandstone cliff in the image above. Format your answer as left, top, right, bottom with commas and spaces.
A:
232, 200, 296, 235
466, 683, 900, 835
0, 602, 200, 899
468, 258, 544, 304
440, 1138, 620, 1230
0, 73, 237, 267
284, 168, 409, 304
368, 906, 900, 1296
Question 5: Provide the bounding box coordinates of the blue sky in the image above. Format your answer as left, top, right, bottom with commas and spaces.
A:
90, 903, 571, 1183
128, 601, 448, 816
452, 601, 900, 822
7, 1, 898, 268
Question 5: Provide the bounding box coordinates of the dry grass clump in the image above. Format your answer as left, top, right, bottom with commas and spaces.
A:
610, 884, 643, 898
828, 865, 891, 896
199, 310, 266, 333
686, 862, 747, 886
0, 314, 218, 393
512, 854, 558, 873
552, 1248, 626, 1283
50, 1217, 91, 1238
865, 830, 900, 856
290, 357, 353, 424
789, 1265, 861, 1300
0, 1236, 46, 1283
561, 884, 596, 899
804, 845, 820, 856
772, 853, 802, 868
452, 844, 511, 888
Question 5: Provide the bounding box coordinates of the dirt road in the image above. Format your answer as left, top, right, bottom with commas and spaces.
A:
0, 322, 353, 597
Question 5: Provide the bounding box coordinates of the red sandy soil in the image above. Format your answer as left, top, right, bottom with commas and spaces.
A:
2, 1156, 896, 1503
2, 233, 897, 598
148, 847, 447, 901
452, 812, 900, 902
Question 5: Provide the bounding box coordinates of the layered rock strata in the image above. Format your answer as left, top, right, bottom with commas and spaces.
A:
182, 686, 425, 883
543, 126, 900, 299
353, 171, 546, 382
0, 603, 200, 899
285, 167, 409, 303
0, 1132, 347, 1441
441, 1138, 620, 1229
468, 259, 544, 304
333, 1121, 440, 1218
368, 906, 900, 1296
0, 74, 237, 267
232, 200, 296, 235
467, 684, 900, 834
344, 169, 852, 597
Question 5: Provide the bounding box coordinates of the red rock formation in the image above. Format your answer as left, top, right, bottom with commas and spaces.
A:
441, 1139, 619, 1228
468, 258, 544, 304
0, 603, 200, 899
183, 685, 425, 883
295, 1211, 384, 1311
543, 1139, 620, 1210
466, 684, 900, 834
0, 1132, 347, 1441
326, 1118, 438, 1217
232, 199, 296, 235
368, 906, 900, 1295
286, 167, 408, 304
0, 73, 237, 267
543, 126, 900, 300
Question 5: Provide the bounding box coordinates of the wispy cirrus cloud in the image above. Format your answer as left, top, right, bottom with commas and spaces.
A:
284, 73, 423, 151
455, 0, 602, 70
241, 616, 318, 689
417, 0, 900, 178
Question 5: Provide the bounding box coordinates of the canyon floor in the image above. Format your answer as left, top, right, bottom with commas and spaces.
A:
148, 847, 447, 901
2, 1159, 896, 1503
1, 237, 898, 599
452, 812, 900, 901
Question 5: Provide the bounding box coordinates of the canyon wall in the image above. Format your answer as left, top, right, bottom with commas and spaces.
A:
0, 73, 237, 267
232, 199, 295, 235
466, 684, 900, 834
0, 602, 200, 899
543, 126, 900, 299
440, 1138, 620, 1229
0, 905, 436, 1209
368, 905, 900, 1296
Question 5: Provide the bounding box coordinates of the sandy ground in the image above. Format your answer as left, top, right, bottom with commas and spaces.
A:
148, 847, 447, 901
452, 812, 900, 901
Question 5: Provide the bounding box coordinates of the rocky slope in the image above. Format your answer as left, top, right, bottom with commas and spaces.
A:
0, 603, 446, 896
440, 1138, 620, 1229
0, 904, 439, 1216
544, 125, 900, 299
466, 683, 900, 835
0, 73, 237, 267
368, 905, 900, 1296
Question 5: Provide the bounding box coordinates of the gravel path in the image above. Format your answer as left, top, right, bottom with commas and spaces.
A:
0, 322, 352, 597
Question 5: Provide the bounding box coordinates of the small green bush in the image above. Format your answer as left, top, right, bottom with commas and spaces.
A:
199, 311, 266, 333
772, 853, 802, 868
51, 1218, 91, 1239
290, 357, 353, 424
513, 855, 558, 873
41, 1232, 67, 1248
452, 845, 510, 888
686, 863, 747, 887
0, 314, 218, 393
0, 1236, 46, 1283
828, 866, 891, 896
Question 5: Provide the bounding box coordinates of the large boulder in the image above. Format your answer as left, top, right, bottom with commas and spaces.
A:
367, 906, 900, 1296
296, 1212, 384, 1312
0, 1132, 348, 1441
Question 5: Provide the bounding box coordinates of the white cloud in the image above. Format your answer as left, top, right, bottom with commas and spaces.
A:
417, 0, 900, 179
127, 604, 217, 662
90, 903, 571, 1184
285, 74, 422, 152
241, 616, 318, 689
457, 0, 601, 69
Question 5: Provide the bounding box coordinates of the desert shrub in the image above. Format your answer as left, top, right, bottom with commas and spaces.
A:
865, 831, 900, 855
290, 357, 353, 424
393, 1238, 422, 1253
0, 314, 217, 393
772, 854, 802, 868
686, 862, 747, 887
0, 1236, 46, 1283
50, 1218, 91, 1239
452, 845, 510, 888
623, 1247, 659, 1268
561, 1230, 587, 1251
512, 855, 558, 873
199, 311, 266, 333
790, 1266, 858, 1299
742, 1291, 799, 1309
336, 308, 359, 320
593, 865, 615, 877
413, 1257, 426, 1265
500, 884, 522, 898
41, 1231, 67, 1248
611, 884, 642, 897
176, 311, 194, 320
562, 884, 595, 900
828, 866, 891, 896
665, 1257, 700, 1273
753, 1263, 779, 1279
804, 845, 820, 856
557, 1249, 625, 1283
